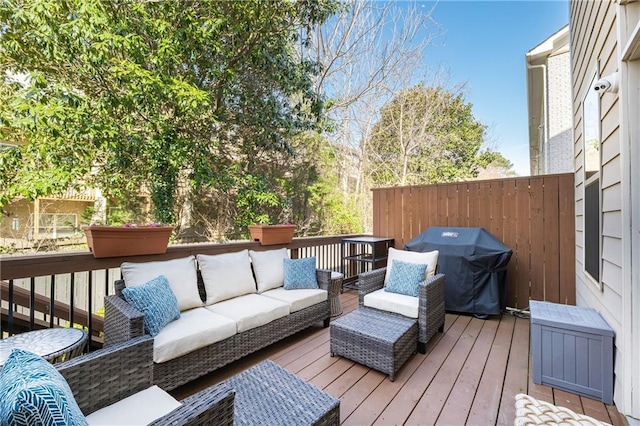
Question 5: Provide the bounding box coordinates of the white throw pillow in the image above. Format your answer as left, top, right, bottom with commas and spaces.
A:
249, 248, 289, 293
384, 247, 439, 285
197, 250, 257, 304
121, 256, 203, 312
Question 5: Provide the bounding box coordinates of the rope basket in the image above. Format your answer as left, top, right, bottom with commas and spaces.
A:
514, 393, 611, 426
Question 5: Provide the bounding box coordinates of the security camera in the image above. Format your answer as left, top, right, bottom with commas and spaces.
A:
593, 72, 619, 94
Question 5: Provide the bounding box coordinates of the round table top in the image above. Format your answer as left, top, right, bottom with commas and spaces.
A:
0, 328, 87, 366
331, 271, 344, 280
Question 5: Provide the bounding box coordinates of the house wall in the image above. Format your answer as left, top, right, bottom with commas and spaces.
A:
571, 0, 639, 418
0, 198, 92, 246
0, 199, 32, 241
546, 50, 573, 174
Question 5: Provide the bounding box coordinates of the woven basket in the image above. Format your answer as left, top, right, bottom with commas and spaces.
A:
514, 393, 611, 426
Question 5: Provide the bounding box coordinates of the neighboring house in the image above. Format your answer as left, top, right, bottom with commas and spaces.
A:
0, 190, 97, 249
570, 0, 640, 421
526, 25, 573, 175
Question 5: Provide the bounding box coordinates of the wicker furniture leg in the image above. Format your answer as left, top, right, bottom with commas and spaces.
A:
329, 271, 344, 316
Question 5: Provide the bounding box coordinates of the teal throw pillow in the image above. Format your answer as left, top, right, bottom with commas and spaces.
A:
122, 275, 180, 337
283, 257, 318, 290
384, 259, 428, 297
0, 349, 88, 426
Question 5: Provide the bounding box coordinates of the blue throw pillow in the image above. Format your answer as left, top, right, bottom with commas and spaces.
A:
283, 257, 318, 290
122, 275, 180, 337
384, 259, 428, 297
0, 349, 88, 426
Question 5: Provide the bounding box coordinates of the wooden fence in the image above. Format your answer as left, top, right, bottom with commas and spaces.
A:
372, 173, 575, 309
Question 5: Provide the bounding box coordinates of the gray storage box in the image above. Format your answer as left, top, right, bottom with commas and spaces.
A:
530, 300, 614, 404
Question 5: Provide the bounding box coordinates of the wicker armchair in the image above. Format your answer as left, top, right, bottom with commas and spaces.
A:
358, 268, 446, 353
56, 336, 235, 425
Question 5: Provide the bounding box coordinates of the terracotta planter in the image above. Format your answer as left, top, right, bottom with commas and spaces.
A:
83, 226, 173, 258
248, 224, 296, 246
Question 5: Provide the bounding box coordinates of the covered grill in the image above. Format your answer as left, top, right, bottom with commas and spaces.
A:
405, 227, 512, 317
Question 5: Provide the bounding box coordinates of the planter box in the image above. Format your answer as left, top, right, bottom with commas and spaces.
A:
83, 226, 173, 258
248, 225, 295, 246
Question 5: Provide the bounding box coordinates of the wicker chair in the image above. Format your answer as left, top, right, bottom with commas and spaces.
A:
57, 336, 234, 425
358, 268, 446, 353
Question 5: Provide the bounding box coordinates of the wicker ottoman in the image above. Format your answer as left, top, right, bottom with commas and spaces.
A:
226, 359, 340, 426
330, 308, 418, 381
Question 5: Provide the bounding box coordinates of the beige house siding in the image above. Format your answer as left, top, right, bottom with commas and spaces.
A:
571, 0, 625, 412
0, 198, 93, 248
571, 0, 640, 418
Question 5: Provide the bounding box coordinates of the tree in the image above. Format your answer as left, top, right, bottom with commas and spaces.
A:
367, 84, 495, 186
0, 0, 337, 227
476, 150, 517, 179
304, 0, 440, 231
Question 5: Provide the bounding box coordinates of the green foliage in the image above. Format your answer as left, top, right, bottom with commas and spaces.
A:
479, 150, 512, 169
298, 133, 363, 235
0, 0, 338, 228
367, 84, 488, 186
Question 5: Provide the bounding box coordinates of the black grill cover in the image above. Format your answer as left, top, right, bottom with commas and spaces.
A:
405, 227, 512, 316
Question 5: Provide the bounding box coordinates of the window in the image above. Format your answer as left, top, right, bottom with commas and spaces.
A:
38, 213, 77, 238
11, 218, 19, 231
583, 72, 601, 284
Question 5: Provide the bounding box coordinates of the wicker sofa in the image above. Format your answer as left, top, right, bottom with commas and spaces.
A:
104, 249, 331, 391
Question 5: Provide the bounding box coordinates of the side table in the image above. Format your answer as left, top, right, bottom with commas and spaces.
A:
341, 237, 394, 291
0, 327, 88, 367
329, 271, 344, 317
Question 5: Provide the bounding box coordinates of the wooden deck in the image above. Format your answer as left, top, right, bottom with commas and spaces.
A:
172, 290, 624, 425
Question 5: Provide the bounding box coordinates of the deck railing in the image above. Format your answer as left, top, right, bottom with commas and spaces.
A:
1, 235, 360, 347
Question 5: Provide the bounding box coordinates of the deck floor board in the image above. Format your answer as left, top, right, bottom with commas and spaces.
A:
171, 290, 622, 425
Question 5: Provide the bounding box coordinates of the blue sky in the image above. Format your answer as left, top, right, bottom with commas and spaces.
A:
418, 0, 569, 175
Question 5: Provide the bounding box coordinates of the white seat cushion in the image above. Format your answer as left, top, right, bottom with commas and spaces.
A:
206, 294, 290, 333
121, 256, 203, 312
363, 288, 419, 319
384, 247, 439, 285
153, 307, 237, 363
86, 385, 181, 425
249, 248, 289, 293
197, 250, 257, 304
261, 287, 327, 313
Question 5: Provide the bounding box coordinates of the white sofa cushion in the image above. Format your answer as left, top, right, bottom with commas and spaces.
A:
85, 385, 181, 425
261, 287, 327, 313
384, 247, 439, 285
197, 250, 257, 304
153, 307, 237, 363
206, 294, 290, 333
363, 288, 419, 318
121, 256, 202, 312
249, 248, 288, 293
